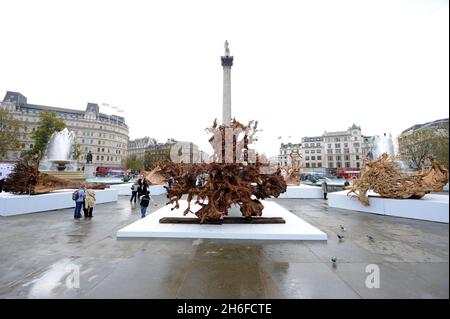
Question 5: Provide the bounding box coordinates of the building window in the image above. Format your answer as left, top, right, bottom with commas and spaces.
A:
344, 143, 348, 148
336, 156, 341, 161
318, 163, 322, 168
344, 149, 349, 154
345, 162, 350, 168
356, 155, 360, 160
317, 156, 322, 160
337, 162, 342, 168
357, 162, 361, 168
96, 156, 99, 160
328, 144, 332, 149
306, 163, 310, 168
354, 143, 360, 147
101, 156, 104, 160
311, 150, 315, 154
312, 163, 316, 168
327, 149, 332, 154
328, 163, 333, 168
345, 155, 350, 161
311, 156, 315, 160
305, 156, 310, 160
328, 156, 333, 161
336, 149, 341, 154
317, 150, 321, 154
305, 150, 309, 154
335, 143, 341, 148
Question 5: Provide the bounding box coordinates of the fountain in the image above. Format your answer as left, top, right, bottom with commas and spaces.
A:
40, 128, 77, 172
373, 133, 394, 158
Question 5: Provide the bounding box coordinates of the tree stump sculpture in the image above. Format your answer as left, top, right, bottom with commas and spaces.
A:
149, 119, 287, 223
3, 158, 106, 195
346, 153, 448, 206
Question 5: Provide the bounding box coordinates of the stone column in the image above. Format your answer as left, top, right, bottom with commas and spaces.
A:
222, 66, 231, 126
221, 41, 233, 126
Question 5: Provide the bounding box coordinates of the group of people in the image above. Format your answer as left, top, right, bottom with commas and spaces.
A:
73, 184, 96, 219
130, 178, 154, 218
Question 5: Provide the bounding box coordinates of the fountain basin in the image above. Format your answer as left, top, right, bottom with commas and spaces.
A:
51, 160, 71, 171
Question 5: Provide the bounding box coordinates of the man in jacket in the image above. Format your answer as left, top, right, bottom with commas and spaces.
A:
73, 186, 85, 219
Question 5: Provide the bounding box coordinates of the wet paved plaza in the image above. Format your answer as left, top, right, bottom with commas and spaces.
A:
0, 194, 448, 299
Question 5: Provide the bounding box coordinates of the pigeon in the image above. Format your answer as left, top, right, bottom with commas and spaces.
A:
367, 235, 374, 241
337, 234, 344, 240
331, 256, 337, 263
339, 225, 346, 232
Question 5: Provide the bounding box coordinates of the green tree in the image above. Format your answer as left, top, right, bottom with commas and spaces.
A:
433, 124, 449, 166
398, 126, 449, 168
144, 149, 170, 170
30, 110, 65, 161
72, 143, 82, 161
125, 154, 144, 172
0, 108, 22, 157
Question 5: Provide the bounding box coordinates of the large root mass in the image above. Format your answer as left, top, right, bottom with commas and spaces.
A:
3, 158, 106, 195
155, 161, 287, 223
346, 154, 448, 206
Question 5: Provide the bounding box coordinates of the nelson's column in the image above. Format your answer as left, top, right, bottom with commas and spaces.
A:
221, 40, 233, 126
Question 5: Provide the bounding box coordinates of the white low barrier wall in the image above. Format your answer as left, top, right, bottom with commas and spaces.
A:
110, 183, 167, 196
0, 189, 118, 216
278, 184, 323, 199
328, 190, 449, 223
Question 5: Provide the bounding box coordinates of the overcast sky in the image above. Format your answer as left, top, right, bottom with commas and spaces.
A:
1, 0, 448, 157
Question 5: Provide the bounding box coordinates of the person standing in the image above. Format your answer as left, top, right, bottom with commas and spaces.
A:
73, 186, 85, 219
130, 181, 139, 203
83, 187, 96, 218
321, 181, 328, 200
137, 178, 143, 197
139, 190, 152, 218
142, 179, 149, 198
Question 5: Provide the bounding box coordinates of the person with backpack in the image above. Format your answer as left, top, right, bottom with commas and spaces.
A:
130, 181, 139, 204
139, 190, 154, 218
83, 187, 96, 218
73, 186, 85, 219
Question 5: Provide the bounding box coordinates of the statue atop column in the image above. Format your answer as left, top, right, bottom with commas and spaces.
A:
224, 40, 230, 56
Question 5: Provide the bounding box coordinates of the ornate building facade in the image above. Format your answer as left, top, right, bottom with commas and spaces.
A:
0, 91, 129, 169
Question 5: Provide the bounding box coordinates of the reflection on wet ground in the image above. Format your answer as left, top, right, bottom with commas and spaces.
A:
0, 195, 448, 298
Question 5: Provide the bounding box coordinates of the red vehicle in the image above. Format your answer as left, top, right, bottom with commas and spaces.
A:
96, 166, 126, 177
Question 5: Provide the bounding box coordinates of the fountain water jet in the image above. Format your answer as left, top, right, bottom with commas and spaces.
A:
40, 128, 77, 171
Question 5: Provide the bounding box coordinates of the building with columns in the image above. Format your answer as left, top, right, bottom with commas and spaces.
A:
278, 124, 375, 176
278, 143, 303, 167
0, 91, 129, 169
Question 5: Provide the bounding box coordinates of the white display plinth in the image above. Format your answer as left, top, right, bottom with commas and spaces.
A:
0, 189, 118, 216
328, 190, 449, 223
117, 200, 327, 240
278, 184, 323, 199
110, 183, 134, 195
110, 183, 167, 196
